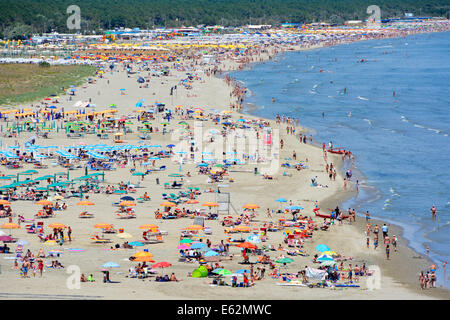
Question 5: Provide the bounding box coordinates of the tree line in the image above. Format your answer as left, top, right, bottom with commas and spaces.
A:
0, 0, 449, 39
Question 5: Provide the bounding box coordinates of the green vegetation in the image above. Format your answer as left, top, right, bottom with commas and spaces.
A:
0, 64, 96, 106
0, 0, 448, 37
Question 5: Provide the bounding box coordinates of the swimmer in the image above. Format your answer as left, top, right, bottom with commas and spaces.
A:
431, 205, 437, 219
348, 111, 352, 117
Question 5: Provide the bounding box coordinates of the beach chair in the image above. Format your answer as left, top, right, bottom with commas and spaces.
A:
90, 235, 111, 243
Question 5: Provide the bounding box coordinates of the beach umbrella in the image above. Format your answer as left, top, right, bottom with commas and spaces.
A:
94, 223, 113, 229
177, 244, 190, 250
0, 235, 13, 242
132, 251, 153, 258
212, 268, 232, 276
129, 241, 144, 247
120, 196, 135, 201
236, 242, 257, 250
152, 261, 172, 269
275, 198, 287, 203
77, 201, 95, 206
133, 256, 155, 262
48, 223, 67, 229
101, 262, 120, 268
234, 269, 250, 274
116, 232, 132, 239
139, 224, 159, 230
275, 257, 294, 264
35, 200, 53, 206
1, 223, 20, 230
317, 254, 334, 262
243, 204, 260, 210
186, 200, 199, 204
160, 201, 177, 207
233, 226, 251, 233
190, 242, 206, 249
184, 225, 204, 231
320, 260, 337, 267
204, 250, 219, 257
0, 200, 11, 205
118, 201, 136, 207
132, 172, 146, 177
114, 190, 127, 194
202, 202, 218, 207
285, 205, 304, 211
179, 238, 193, 244
315, 244, 330, 252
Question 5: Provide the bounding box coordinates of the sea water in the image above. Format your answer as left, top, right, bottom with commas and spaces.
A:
229, 31, 450, 288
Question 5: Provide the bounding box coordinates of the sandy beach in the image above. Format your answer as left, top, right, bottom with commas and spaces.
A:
0, 33, 449, 300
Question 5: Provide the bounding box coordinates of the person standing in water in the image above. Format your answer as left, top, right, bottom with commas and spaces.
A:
431, 205, 437, 219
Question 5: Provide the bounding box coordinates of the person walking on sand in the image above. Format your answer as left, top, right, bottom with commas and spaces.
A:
386, 244, 390, 260
419, 271, 425, 289
392, 235, 397, 251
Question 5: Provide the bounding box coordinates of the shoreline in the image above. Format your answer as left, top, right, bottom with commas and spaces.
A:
218, 32, 450, 297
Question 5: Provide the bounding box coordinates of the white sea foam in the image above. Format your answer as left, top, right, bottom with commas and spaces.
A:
358, 96, 369, 101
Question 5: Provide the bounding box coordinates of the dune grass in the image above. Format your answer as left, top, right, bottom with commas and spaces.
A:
0, 64, 96, 106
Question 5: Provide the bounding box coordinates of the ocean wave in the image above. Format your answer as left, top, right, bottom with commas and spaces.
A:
309, 90, 316, 94
357, 96, 369, 101
313, 84, 319, 89
374, 45, 393, 48
402, 116, 448, 137
363, 118, 373, 126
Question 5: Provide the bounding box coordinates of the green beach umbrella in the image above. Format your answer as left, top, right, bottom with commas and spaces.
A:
275, 258, 294, 264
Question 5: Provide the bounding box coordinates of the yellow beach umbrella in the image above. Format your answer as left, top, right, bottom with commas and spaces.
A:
48, 223, 67, 229
35, 200, 53, 206
243, 204, 260, 210
184, 225, 204, 231
118, 201, 135, 207
132, 251, 153, 258
160, 201, 177, 207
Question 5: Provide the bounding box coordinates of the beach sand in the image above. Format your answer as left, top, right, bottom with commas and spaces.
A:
0, 44, 449, 300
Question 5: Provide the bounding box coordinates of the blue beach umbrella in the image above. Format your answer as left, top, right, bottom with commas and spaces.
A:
129, 241, 144, 247
204, 250, 219, 257
317, 254, 334, 262
234, 269, 250, 274
275, 198, 287, 203
316, 244, 330, 252
101, 262, 120, 268
190, 242, 207, 249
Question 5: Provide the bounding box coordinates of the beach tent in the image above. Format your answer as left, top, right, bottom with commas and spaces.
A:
192, 265, 208, 278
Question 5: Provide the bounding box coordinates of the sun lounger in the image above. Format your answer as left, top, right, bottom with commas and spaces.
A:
90, 236, 111, 243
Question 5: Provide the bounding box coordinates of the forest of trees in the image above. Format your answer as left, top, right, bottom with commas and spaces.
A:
0, 0, 449, 39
